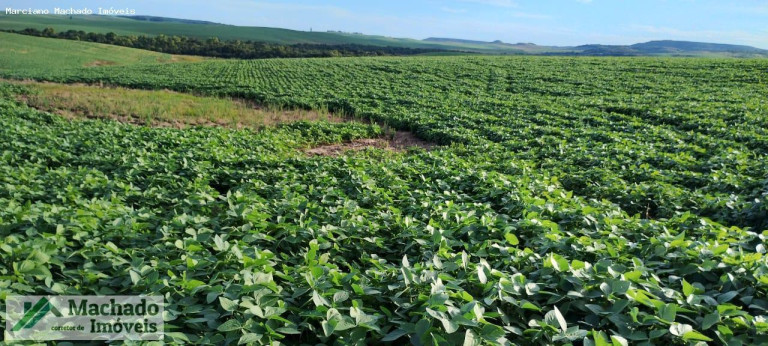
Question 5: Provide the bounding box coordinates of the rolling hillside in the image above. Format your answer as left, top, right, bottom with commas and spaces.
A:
572, 40, 768, 57
430, 38, 768, 57
0, 14, 498, 52
631, 40, 768, 54
0, 31, 201, 72
0, 14, 563, 54
1, 14, 766, 57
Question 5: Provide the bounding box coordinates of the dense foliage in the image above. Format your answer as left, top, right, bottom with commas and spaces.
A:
5, 28, 456, 58
1, 55, 767, 345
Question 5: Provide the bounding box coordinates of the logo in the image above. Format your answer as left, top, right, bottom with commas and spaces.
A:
12, 297, 63, 331
5, 295, 164, 341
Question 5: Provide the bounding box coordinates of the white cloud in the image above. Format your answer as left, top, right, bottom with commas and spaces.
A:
720, 4, 768, 15
458, 0, 518, 8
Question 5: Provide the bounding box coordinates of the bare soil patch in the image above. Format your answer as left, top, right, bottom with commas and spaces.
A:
161, 55, 205, 63
305, 131, 434, 156
7, 79, 344, 128
84, 60, 118, 67
6, 79, 436, 154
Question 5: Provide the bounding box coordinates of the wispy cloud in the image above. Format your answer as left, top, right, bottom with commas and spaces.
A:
458, 0, 518, 8
248, 1, 352, 17
718, 3, 768, 15
441, 7, 467, 14
510, 12, 552, 20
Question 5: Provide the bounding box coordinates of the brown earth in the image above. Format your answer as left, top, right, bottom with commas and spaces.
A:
84, 60, 117, 67
305, 131, 434, 156
7, 79, 436, 155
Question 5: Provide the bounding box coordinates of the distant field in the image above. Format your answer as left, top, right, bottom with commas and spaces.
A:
4, 15, 767, 57
0, 31, 202, 71
0, 14, 527, 52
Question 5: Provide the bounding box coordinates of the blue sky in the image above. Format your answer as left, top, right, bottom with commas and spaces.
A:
9, 0, 768, 48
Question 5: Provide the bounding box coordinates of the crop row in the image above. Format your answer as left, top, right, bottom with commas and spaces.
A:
1, 55, 767, 344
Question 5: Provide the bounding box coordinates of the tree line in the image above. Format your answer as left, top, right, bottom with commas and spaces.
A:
6, 27, 456, 59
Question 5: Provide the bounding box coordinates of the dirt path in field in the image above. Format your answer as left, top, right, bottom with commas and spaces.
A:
305, 131, 434, 156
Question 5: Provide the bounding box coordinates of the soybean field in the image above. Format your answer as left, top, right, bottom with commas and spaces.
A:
1, 52, 768, 345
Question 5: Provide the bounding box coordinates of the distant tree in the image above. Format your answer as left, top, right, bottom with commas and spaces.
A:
42, 27, 55, 37
3, 27, 457, 59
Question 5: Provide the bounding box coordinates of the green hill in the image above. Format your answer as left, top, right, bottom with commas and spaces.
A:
1, 14, 765, 57
630, 40, 768, 55
572, 40, 768, 57
0, 14, 526, 53
118, 15, 220, 25
0, 14, 452, 48
0, 31, 201, 72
